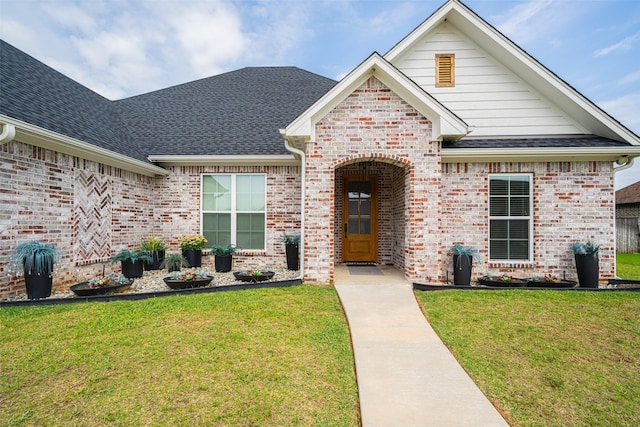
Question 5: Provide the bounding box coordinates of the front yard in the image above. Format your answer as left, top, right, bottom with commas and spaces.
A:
1, 285, 359, 426
416, 290, 640, 426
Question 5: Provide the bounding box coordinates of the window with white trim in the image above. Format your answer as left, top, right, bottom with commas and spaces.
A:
202, 174, 266, 250
489, 174, 532, 261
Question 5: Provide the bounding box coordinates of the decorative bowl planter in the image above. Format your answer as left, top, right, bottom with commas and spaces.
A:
526, 277, 577, 288
163, 274, 213, 290
71, 278, 133, 296
233, 270, 275, 283
477, 276, 526, 287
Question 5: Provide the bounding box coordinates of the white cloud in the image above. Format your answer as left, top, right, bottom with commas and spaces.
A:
598, 93, 640, 136
497, 0, 555, 43
619, 70, 640, 86
164, 0, 247, 77
594, 31, 640, 57
42, 1, 98, 35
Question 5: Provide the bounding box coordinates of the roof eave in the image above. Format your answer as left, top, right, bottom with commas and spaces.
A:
442, 146, 640, 163
147, 154, 300, 167
1, 115, 169, 177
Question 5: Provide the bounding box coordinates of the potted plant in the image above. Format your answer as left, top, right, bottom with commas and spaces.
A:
11, 241, 61, 299
572, 241, 600, 288
450, 245, 476, 286
111, 249, 152, 279
282, 234, 300, 270
178, 234, 208, 268
140, 234, 168, 271
163, 270, 213, 290
211, 244, 237, 272
70, 273, 133, 296
161, 253, 189, 272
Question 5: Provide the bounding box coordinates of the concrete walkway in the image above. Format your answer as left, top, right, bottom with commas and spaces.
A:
335, 265, 508, 427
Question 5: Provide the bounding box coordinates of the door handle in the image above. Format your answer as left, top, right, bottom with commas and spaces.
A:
344, 223, 348, 237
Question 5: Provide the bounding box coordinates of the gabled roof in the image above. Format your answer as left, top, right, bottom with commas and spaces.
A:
284, 53, 468, 143
616, 181, 640, 205
385, 0, 640, 146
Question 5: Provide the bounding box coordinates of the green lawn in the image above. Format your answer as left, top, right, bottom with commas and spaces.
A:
0, 286, 359, 426
617, 253, 640, 279
416, 290, 640, 426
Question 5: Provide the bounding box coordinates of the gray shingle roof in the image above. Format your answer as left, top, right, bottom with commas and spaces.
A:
442, 136, 631, 149
1, 40, 336, 161
0, 40, 149, 162
115, 67, 336, 156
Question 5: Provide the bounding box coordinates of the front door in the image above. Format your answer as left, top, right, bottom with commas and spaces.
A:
342, 174, 378, 262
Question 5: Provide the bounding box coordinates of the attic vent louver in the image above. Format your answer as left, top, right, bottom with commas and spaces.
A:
435, 53, 455, 87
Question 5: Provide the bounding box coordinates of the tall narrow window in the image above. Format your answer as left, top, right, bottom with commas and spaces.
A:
489, 174, 532, 261
202, 174, 266, 250
435, 53, 455, 87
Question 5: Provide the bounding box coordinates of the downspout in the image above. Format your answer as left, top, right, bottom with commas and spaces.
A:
282, 131, 305, 281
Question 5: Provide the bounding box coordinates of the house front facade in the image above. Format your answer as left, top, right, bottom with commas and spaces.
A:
1, 0, 639, 298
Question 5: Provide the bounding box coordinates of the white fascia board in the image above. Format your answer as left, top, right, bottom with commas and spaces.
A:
2, 115, 169, 177
147, 154, 300, 166
285, 53, 467, 141
442, 146, 640, 163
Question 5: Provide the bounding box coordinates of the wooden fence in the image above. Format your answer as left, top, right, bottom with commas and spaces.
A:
617, 217, 640, 253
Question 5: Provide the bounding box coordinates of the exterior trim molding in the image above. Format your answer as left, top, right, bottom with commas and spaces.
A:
442, 146, 640, 163
147, 154, 300, 166
1, 115, 169, 177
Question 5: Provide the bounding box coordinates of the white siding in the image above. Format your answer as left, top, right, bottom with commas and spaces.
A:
392, 22, 586, 137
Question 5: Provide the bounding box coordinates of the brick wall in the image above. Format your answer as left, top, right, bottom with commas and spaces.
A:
154, 164, 301, 268
0, 140, 159, 298
441, 161, 615, 284
308, 76, 438, 283
1, 140, 302, 299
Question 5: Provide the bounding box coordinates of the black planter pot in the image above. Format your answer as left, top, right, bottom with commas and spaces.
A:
121, 260, 144, 279
144, 251, 165, 271
575, 254, 599, 288
215, 255, 233, 273
24, 271, 53, 299
70, 279, 133, 296
163, 275, 213, 290
233, 270, 275, 282
285, 244, 299, 271
453, 255, 472, 286
182, 250, 202, 268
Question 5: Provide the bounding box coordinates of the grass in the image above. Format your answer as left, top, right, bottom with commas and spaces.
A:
0, 285, 359, 426
617, 253, 640, 279
415, 290, 640, 426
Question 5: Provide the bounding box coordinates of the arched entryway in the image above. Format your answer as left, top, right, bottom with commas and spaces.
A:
334, 158, 409, 272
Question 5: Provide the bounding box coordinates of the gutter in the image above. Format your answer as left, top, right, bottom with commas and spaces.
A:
1, 115, 168, 177
147, 154, 298, 166
442, 146, 640, 163
281, 130, 305, 281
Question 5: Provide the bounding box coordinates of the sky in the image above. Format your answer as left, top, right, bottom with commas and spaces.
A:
1, 0, 639, 188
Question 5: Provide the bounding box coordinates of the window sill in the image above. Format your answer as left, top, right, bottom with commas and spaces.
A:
488, 262, 535, 269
